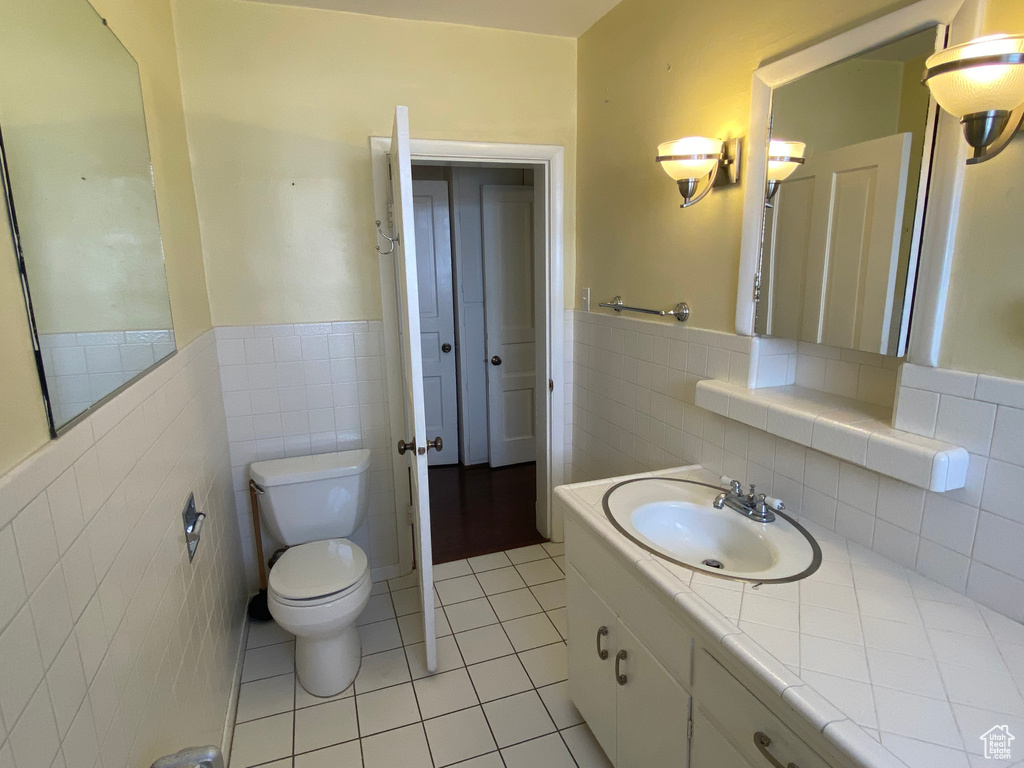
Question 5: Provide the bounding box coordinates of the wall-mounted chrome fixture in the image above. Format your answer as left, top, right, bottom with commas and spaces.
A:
656, 136, 742, 208
182, 492, 206, 563
764, 139, 806, 203
599, 295, 689, 322
923, 34, 1024, 164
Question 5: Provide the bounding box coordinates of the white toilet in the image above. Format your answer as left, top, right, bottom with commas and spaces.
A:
250, 449, 373, 697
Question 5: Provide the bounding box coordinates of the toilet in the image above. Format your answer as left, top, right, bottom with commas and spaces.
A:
249, 449, 373, 697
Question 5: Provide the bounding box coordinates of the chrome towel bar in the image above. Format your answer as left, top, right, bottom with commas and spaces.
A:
598, 295, 689, 322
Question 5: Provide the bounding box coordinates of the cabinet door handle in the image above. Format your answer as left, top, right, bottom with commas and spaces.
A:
615, 649, 628, 685
596, 626, 609, 660
754, 732, 798, 768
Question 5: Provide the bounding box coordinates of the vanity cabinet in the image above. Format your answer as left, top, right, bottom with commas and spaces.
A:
567, 565, 691, 767
566, 513, 841, 768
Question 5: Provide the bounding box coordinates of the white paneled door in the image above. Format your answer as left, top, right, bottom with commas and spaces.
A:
413, 179, 459, 466
482, 184, 537, 467
766, 132, 911, 354
388, 106, 436, 673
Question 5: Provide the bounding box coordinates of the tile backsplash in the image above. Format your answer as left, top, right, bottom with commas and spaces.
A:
39, 330, 177, 427
571, 310, 1024, 623
214, 322, 399, 586
0, 331, 247, 768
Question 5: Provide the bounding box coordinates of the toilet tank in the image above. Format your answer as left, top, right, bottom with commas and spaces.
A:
250, 449, 372, 546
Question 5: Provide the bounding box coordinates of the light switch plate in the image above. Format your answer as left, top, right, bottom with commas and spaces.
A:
581, 287, 591, 312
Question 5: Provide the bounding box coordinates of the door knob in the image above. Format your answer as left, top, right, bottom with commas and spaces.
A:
397, 438, 416, 455
491, 355, 502, 366
426, 437, 443, 452
441, 343, 452, 354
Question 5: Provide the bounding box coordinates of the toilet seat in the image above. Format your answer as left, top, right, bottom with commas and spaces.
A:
269, 538, 369, 606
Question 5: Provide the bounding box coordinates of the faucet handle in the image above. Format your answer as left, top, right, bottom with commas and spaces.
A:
721, 475, 743, 494
764, 496, 786, 511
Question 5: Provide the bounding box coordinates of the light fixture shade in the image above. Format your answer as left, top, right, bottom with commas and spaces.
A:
767, 139, 806, 182
656, 136, 723, 181
924, 34, 1024, 116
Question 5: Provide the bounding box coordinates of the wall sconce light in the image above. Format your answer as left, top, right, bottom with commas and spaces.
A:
765, 139, 806, 202
923, 33, 1024, 164
656, 136, 742, 207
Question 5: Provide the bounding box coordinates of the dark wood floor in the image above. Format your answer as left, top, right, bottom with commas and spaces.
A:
429, 462, 546, 564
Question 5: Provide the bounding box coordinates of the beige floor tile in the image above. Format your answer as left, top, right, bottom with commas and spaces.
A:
476, 567, 527, 595
294, 739, 361, 768
241, 642, 294, 683
356, 682, 420, 736
530, 580, 566, 611
483, 690, 555, 747
562, 723, 613, 768
547, 608, 568, 639
354, 648, 410, 694
502, 614, 561, 652
488, 589, 543, 622
230, 711, 292, 768
405, 635, 465, 680
467, 655, 533, 703
506, 545, 549, 564
519, 643, 568, 687
413, 667, 478, 719
468, 552, 512, 573
433, 560, 472, 581
361, 723, 431, 768
435, 575, 485, 605
501, 733, 575, 768
294, 698, 358, 754
246, 621, 294, 649
356, 594, 395, 626
236, 673, 295, 723
444, 598, 498, 633
424, 707, 496, 767
538, 681, 583, 729
357, 619, 403, 655
295, 676, 354, 709
455, 624, 514, 665
515, 559, 564, 587
390, 586, 421, 617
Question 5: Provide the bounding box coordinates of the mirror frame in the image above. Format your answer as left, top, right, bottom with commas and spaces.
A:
736, 0, 984, 366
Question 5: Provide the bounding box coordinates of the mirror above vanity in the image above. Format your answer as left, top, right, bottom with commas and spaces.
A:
755, 27, 939, 357
0, 0, 175, 435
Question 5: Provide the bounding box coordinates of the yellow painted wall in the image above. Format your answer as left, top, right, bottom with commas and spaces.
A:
170, 0, 578, 326
940, 0, 1024, 379
0, 0, 210, 475
578, 0, 1024, 379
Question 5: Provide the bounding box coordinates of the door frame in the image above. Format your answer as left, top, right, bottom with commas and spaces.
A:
370, 137, 566, 576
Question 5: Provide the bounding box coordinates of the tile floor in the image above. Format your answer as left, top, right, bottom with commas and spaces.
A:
230, 543, 612, 768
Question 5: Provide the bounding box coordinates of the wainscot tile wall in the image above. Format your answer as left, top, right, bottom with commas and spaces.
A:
0, 330, 248, 768
571, 310, 1024, 623
215, 322, 399, 587
38, 330, 177, 427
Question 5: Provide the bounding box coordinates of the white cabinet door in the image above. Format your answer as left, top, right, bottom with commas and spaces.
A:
616, 620, 691, 768
567, 565, 618, 761
690, 708, 755, 768
412, 179, 459, 466
482, 184, 537, 467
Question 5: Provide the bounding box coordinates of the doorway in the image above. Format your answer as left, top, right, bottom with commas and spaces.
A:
411, 164, 546, 562
370, 133, 566, 585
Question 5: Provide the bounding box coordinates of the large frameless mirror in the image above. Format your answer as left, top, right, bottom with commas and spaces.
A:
0, 0, 175, 434
754, 27, 940, 357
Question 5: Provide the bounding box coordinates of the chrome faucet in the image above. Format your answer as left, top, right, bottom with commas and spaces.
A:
713, 475, 785, 524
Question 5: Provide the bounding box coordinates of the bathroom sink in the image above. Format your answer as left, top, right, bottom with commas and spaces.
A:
603, 478, 820, 583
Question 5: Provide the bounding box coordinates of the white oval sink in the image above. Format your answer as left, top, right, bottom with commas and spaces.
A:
603, 478, 820, 583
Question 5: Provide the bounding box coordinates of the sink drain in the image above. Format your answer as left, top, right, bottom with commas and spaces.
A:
702, 558, 724, 569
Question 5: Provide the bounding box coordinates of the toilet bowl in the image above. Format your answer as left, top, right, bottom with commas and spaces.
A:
250, 449, 373, 697
267, 538, 371, 696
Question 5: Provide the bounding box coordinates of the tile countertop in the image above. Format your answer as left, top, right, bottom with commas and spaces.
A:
557, 466, 1024, 768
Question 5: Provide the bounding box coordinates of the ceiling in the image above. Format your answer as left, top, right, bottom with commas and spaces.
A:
241, 0, 624, 37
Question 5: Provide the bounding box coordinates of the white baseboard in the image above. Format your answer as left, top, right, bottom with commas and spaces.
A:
221, 606, 250, 764
371, 563, 402, 582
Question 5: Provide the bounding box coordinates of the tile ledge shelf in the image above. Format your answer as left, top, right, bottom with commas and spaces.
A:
695, 380, 969, 492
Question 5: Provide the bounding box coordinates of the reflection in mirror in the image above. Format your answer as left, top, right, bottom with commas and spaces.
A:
0, 0, 174, 433
755, 27, 939, 357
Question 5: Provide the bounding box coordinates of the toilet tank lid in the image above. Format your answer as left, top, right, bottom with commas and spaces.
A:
250, 449, 371, 488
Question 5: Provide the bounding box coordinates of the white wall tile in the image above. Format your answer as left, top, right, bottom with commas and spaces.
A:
934, 396, 996, 456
